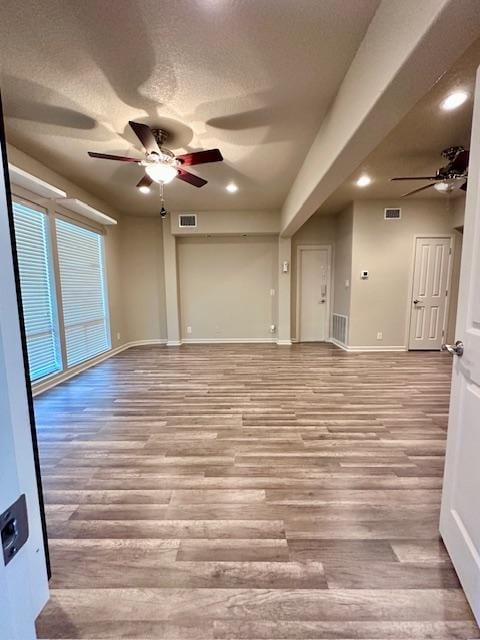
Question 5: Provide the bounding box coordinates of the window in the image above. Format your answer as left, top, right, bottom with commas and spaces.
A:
12, 201, 61, 381
55, 218, 110, 367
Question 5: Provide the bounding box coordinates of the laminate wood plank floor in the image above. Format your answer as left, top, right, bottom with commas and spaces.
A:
34, 344, 479, 639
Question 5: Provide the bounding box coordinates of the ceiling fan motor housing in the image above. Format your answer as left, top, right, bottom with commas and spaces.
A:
151, 128, 169, 147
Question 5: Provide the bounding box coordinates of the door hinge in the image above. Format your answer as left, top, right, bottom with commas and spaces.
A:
446, 290, 448, 297
449, 247, 452, 255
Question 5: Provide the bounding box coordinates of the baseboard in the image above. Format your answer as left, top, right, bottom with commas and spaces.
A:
166, 340, 182, 346
181, 337, 277, 344
347, 345, 407, 352
328, 339, 407, 352
276, 339, 293, 346
32, 339, 167, 396
329, 338, 348, 351
128, 339, 167, 347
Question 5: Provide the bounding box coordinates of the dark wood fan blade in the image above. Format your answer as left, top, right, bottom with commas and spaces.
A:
128, 121, 159, 154
391, 176, 437, 181
136, 175, 153, 189
176, 149, 223, 166
88, 151, 141, 163
450, 149, 469, 173
460, 180, 468, 191
401, 183, 436, 198
176, 169, 207, 188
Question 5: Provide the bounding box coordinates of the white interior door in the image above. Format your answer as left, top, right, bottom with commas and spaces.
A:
298, 246, 330, 342
0, 113, 49, 637
440, 67, 480, 625
408, 237, 451, 350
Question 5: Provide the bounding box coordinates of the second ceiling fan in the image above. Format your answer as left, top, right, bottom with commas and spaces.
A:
391, 146, 469, 197
88, 121, 223, 190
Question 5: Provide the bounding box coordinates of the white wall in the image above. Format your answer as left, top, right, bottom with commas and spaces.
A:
349, 199, 455, 348
177, 235, 278, 341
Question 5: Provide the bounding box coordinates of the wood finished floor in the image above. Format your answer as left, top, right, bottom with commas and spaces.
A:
34, 344, 479, 640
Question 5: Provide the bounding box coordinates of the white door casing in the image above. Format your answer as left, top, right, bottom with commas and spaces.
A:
297, 245, 331, 342
440, 66, 480, 625
0, 117, 49, 637
408, 237, 451, 350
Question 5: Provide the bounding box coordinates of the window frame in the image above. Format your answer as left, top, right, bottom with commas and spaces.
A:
10, 184, 112, 386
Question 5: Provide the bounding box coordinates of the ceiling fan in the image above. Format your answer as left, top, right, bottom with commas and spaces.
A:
391, 146, 469, 197
88, 121, 223, 190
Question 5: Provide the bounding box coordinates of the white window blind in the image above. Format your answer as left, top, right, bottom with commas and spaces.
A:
12, 201, 61, 381
55, 218, 110, 367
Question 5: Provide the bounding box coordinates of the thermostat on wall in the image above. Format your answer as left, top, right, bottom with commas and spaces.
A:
361, 270, 369, 279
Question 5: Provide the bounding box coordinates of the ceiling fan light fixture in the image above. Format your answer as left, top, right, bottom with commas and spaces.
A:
226, 182, 238, 193
434, 180, 452, 192
356, 174, 371, 187
138, 185, 151, 194
441, 91, 468, 111
145, 163, 178, 184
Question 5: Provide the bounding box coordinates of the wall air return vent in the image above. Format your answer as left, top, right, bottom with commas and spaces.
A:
179, 214, 197, 228
332, 313, 348, 345
384, 207, 401, 220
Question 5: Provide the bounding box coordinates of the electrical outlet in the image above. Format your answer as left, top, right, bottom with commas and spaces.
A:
270, 324, 277, 333
270, 289, 276, 296
186, 326, 192, 334
116, 332, 121, 341
377, 331, 383, 340
345, 279, 350, 288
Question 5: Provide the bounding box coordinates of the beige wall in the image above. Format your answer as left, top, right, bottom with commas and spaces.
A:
451, 194, 466, 229
172, 210, 280, 236
349, 199, 455, 348
7, 143, 127, 351
177, 235, 278, 341
333, 204, 353, 323
291, 213, 336, 339
446, 229, 463, 344
120, 216, 167, 343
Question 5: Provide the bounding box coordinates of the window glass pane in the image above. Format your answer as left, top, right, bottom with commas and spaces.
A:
55, 218, 110, 367
12, 201, 61, 381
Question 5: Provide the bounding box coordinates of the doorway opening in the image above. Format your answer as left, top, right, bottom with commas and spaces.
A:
296, 244, 332, 342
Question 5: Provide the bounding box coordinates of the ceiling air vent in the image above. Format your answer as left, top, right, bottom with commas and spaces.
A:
179, 214, 197, 228
384, 207, 401, 220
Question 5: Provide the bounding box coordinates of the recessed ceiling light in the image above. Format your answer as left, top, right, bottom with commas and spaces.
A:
226, 182, 238, 193
441, 91, 468, 111
356, 174, 371, 187
138, 185, 151, 194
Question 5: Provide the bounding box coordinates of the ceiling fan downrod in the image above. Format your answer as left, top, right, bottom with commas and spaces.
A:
151, 128, 169, 147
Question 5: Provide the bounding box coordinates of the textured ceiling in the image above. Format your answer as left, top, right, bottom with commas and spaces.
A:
317, 37, 480, 215
0, 0, 380, 216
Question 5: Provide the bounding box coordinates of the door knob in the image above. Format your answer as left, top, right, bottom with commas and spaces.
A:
413, 299, 419, 304
441, 340, 464, 357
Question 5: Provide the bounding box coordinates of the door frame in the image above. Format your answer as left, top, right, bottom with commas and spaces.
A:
439, 64, 480, 624
404, 234, 454, 350
295, 244, 333, 342
0, 91, 49, 635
